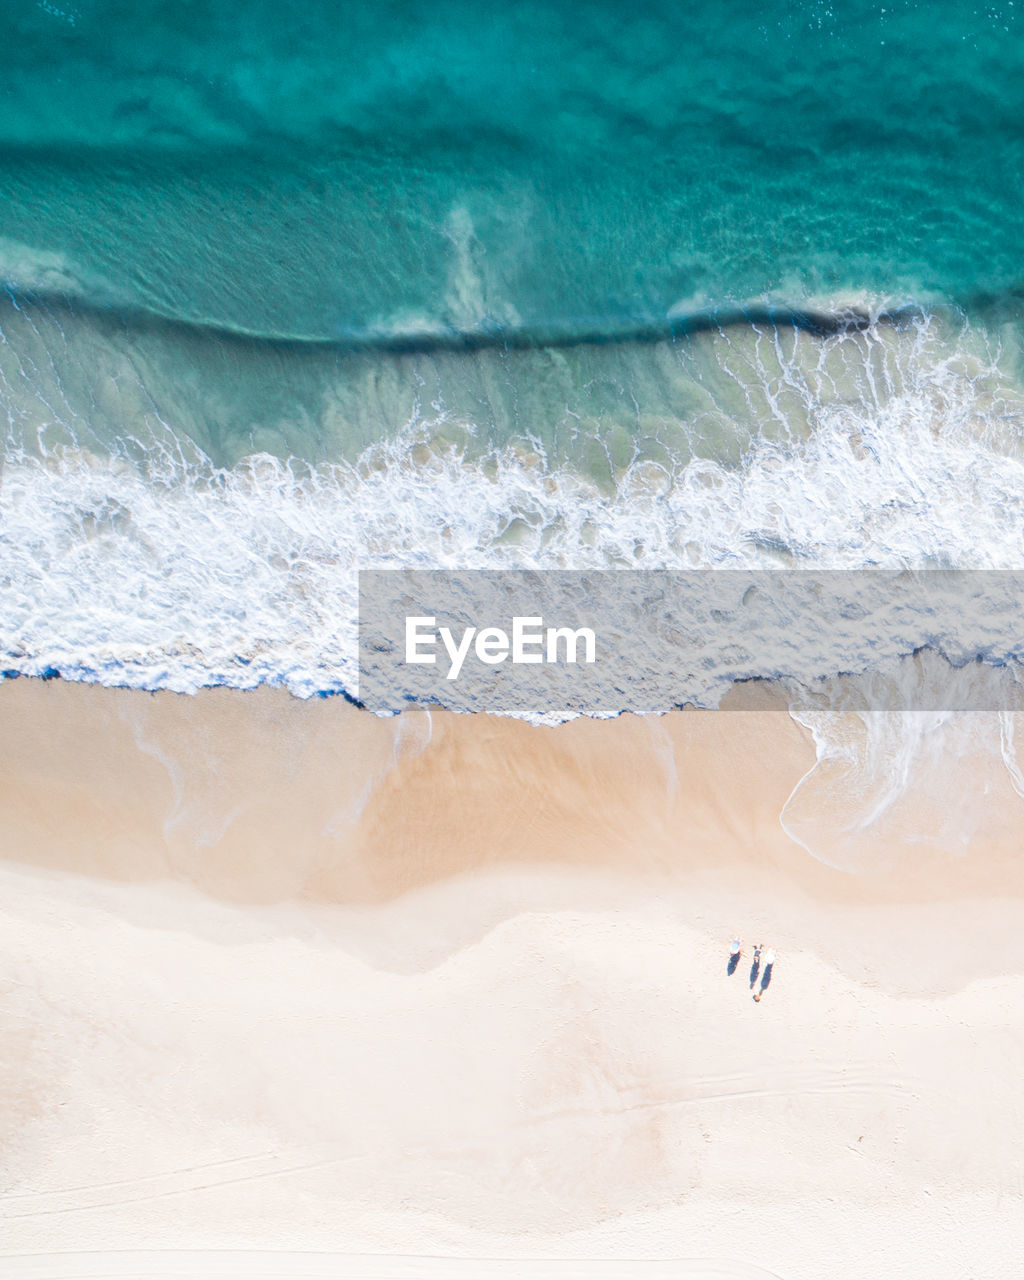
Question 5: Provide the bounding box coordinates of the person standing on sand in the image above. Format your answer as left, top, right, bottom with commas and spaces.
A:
749, 943, 762, 988
753, 948, 776, 1002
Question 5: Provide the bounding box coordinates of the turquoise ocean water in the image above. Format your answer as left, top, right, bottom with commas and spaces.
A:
5, 2, 1024, 337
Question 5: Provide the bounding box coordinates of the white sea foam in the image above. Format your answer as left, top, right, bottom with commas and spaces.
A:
3, 314, 1024, 702
0, 237, 107, 301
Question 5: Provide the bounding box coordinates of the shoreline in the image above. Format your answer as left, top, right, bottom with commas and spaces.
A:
4, 675, 1024, 900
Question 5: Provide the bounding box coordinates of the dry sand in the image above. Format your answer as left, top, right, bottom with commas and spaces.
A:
1, 679, 1023, 1278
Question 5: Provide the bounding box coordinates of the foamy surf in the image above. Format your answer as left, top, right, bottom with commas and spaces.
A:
3, 310, 1024, 702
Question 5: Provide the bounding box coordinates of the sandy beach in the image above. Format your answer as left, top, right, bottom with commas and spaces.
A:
2, 678, 1023, 1278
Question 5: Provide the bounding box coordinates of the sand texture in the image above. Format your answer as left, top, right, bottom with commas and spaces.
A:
1, 680, 1023, 1278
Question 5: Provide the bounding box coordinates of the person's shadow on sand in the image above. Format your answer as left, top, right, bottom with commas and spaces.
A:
727, 952, 740, 976
760, 963, 774, 993
749, 956, 761, 989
